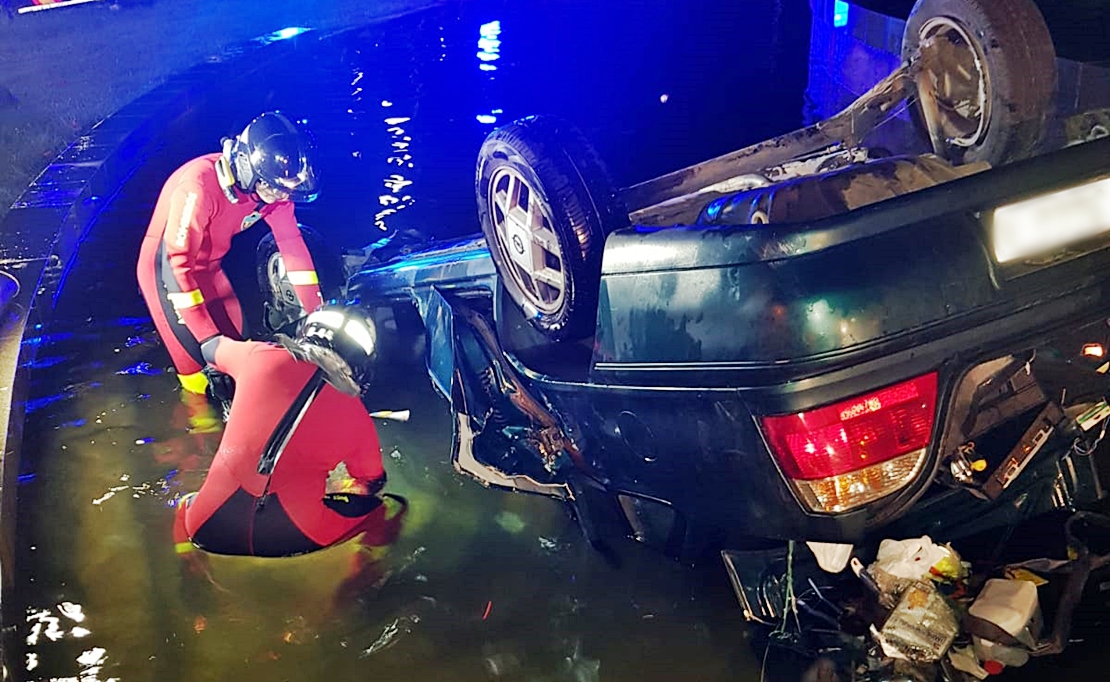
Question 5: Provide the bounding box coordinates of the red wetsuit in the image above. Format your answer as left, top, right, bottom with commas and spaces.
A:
137, 153, 323, 376
179, 339, 386, 557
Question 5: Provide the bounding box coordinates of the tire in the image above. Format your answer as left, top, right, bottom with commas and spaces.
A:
476, 116, 628, 342
901, 0, 1057, 166
256, 225, 343, 335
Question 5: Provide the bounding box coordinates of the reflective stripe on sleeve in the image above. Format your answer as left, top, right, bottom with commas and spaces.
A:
286, 270, 320, 286
167, 290, 205, 309
175, 541, 197, 554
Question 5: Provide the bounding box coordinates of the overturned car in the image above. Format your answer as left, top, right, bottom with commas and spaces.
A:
263, 0, 1110, 676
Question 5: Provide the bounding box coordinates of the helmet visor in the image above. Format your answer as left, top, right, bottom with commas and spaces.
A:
243, 113, 320, 203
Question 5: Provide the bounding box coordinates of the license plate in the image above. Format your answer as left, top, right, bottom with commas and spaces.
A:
992, 176, 1110, 264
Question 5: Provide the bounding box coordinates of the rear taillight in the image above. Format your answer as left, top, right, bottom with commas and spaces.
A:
760, 373, 938, 513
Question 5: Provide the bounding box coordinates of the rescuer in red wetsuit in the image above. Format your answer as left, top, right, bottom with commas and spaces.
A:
137, 111, 324, 397
172, 306, 403, 557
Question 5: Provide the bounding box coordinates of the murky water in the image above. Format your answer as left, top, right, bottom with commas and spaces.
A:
13, 3, 814, 681
17, 311, 755, 682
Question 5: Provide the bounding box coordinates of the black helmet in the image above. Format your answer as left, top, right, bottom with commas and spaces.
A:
229, 111, 319, 203
274, 305, 377, 396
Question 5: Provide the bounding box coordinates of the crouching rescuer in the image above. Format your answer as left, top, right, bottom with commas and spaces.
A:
173, 305, 406, 557
137, 111, 325, 397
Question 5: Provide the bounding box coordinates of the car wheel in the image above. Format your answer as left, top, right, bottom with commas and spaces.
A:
476, 116, 627, 342
901, 0, 1057, 166
255, 225, 343, 335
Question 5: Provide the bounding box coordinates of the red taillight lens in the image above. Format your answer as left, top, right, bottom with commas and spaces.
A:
760, 373, 938, 512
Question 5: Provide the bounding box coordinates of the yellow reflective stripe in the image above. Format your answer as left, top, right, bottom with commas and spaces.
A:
286, 270, 319, 286
175, 541, 197, 554
167, 289, 205, 309
177, 370, 209, 395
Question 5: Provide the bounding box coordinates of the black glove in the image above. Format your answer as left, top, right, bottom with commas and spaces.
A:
201, 366, 236, 410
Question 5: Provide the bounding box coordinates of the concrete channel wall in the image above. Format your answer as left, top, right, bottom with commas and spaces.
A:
0, 26, 339, 678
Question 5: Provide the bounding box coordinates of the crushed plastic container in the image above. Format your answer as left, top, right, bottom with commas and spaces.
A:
967, 578, 1042, 669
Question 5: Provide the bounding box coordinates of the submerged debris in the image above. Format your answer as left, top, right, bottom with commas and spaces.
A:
482, 642, 523, 679
359, 614, 419, 657
495, 510, 525, 534
562, 640, 600, 682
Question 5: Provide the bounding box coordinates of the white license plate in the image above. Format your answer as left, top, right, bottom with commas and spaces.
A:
992, 176, 1110, 264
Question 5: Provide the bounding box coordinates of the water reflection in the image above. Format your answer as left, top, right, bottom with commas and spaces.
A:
476, 20, 502, 125
375, 102, 417, 232
25, 603, 113, 681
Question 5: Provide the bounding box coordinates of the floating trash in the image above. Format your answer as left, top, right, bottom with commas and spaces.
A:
370, 409, 410, 422
359, 615, 418, 657
282, 616, 312, 645
115, 361, 161, 376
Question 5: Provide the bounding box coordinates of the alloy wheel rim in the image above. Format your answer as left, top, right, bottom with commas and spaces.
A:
267, 251, 296, 306
917, 16, 991, 148
488, 166, 567, 316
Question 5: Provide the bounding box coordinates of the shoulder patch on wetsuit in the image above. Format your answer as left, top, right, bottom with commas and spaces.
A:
240, 211, 262, 231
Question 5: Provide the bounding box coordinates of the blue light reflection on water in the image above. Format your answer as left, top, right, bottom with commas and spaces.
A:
25, 394, 65, 414
25, 383, 101, 414
256, 26, 311, 45
21, 356, 67, 370
22, 332, 74, 347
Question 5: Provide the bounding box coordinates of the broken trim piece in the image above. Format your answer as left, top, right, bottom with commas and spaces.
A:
450, 408, 569, 499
